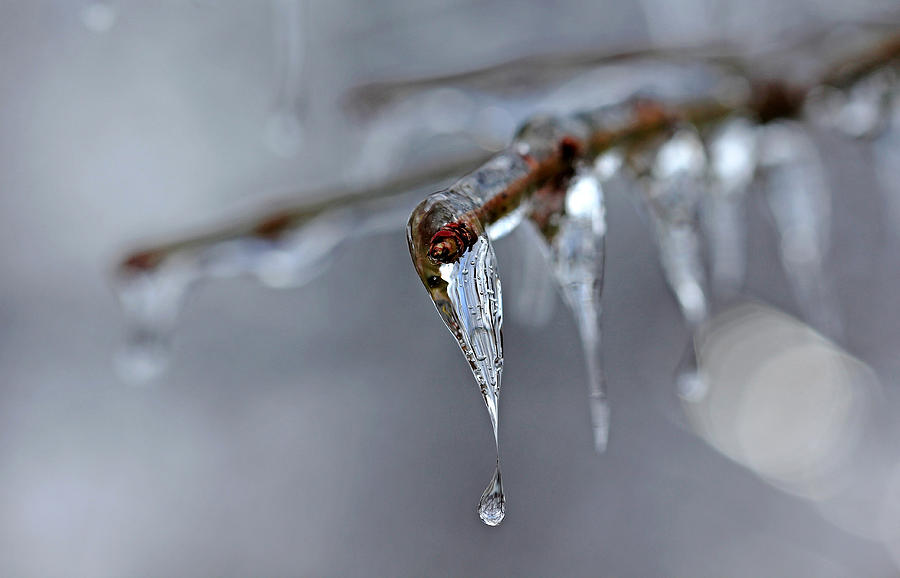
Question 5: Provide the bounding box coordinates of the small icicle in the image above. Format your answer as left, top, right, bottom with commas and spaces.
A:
113, 259, 195, 385
702, 118, 758, 300
534, 157, 614, 452
643, 127, 710, 327
638, 128, 710, 397
758, 121, 843, 339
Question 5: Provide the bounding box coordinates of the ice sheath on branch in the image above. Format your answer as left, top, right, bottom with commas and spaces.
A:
406, 31, 899, 524
116, 27, 900, 523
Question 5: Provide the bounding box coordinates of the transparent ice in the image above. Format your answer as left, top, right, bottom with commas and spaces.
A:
539, 160, 613, 451
114, 197, 414, 383
638, 128, 710, 399
438, 235, 506, 525
114, 259, 194, 385
645, 128, 710, 326
701, 117, 758, 299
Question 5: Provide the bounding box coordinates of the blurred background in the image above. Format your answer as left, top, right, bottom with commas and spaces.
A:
2, 1, 900, 576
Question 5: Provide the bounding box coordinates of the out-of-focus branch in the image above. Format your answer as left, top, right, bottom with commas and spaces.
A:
121, 28, 899, 276
118, 151, 491, 274
344, 20, 900, 119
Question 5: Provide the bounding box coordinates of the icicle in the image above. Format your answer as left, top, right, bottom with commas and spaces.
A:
530, 154, 616, 451
408, 194, 506, 526
113, 259, 196, 385
441, 235, 506, 525
702, 117, 758, 299
638, 127, 710, 400
759, 121, 842, 339
644, 128, 710, 327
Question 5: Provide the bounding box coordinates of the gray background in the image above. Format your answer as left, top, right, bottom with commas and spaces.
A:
2, 1, 900, 576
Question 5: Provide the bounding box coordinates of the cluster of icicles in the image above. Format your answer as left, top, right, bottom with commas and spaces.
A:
114, 48, 900, 526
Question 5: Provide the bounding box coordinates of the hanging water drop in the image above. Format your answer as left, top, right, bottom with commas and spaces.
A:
478, 461, 505, 526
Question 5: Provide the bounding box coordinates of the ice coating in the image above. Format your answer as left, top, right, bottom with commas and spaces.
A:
114, 199, 413, 383
758, 121, 842, 339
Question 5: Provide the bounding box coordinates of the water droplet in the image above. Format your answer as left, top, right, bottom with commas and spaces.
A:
477, 463, 506, 526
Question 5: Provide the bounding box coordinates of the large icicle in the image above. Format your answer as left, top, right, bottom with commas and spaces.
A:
408, 191, 508, 526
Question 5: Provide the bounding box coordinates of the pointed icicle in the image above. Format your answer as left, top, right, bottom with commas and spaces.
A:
443, 235, 506, 525
638, 127, 710, 399
408, 193, 506, 526
530, 153, 616, 452
113, 259, 196, 384
701, 117, 758, 300
644, 127, 710, 327
759, 121, 843, 339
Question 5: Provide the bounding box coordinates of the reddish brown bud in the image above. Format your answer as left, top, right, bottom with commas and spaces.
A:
427, 221, 477, 263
